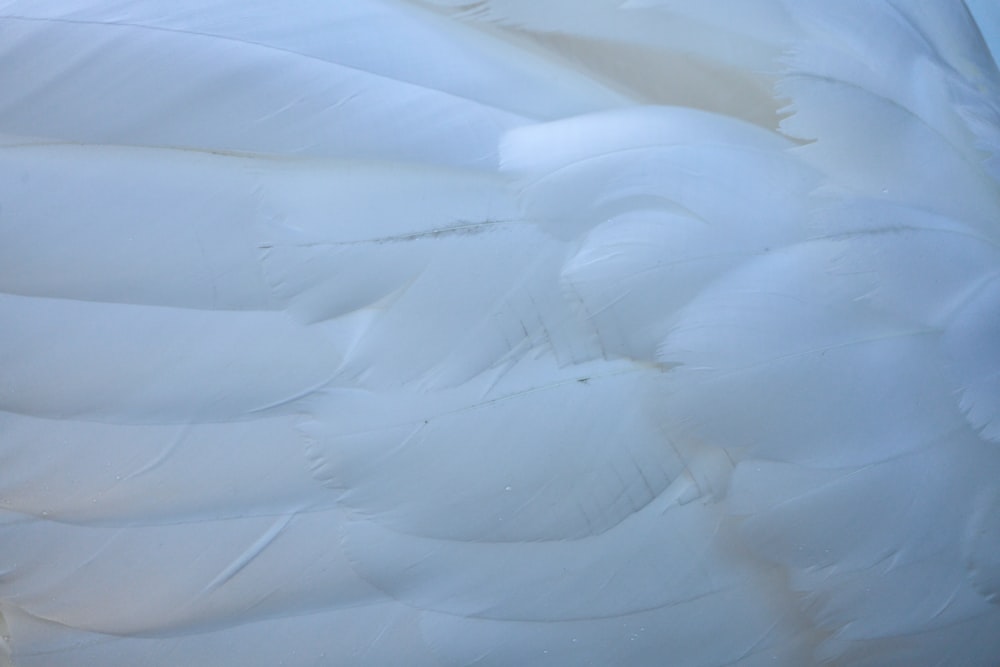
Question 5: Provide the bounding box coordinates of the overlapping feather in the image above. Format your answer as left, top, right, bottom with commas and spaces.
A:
1, 1, 999, 666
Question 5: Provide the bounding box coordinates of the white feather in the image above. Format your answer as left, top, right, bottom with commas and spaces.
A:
2, 1, 999, 666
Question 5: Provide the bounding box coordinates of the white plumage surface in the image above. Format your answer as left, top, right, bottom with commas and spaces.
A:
2, 1, 1000, 665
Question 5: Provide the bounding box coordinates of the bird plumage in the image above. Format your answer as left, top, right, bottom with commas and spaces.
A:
1, 1, 999, 665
